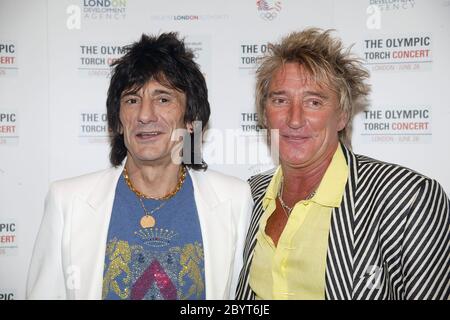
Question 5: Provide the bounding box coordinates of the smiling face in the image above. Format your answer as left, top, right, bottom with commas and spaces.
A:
265, 63, 347, 170
119, 79, 189, 167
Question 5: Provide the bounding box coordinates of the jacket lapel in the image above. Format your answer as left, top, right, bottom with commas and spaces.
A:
70, 166, 123, 299
236, 171, 273, 300
325, 144, 358, 299
189, 170, 233, 299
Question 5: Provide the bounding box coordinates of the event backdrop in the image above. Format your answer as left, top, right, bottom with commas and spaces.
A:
1, 0, 449, 300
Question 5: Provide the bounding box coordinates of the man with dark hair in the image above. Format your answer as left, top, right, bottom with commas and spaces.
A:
27, 33, 252, 300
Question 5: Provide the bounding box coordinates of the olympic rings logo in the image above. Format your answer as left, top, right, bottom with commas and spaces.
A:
260, 10, 279, 21
257, 0, 282, 22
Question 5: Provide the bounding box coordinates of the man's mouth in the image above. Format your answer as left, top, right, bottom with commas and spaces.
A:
135, 131, 164, 139
281, 134, 311, 141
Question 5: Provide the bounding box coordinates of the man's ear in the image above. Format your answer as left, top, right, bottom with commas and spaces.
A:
337, 110, 349, 131
186, 122, 194, 134
262, 109, 268, 128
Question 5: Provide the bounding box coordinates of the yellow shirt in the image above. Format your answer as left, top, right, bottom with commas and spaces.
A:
249, 145, 348, 299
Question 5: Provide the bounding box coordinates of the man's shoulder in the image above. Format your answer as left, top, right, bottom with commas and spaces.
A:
248, 168, 276, 186
190, 168, 247, 190
351, 152, 446, 200
246, 168, 276, 201
355, 153, 430, 180
189, 169, 253, 210
50, 167, 121, 195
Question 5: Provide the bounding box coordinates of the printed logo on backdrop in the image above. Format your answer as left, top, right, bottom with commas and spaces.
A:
241, 112, 262, 134
185, 36, 211, 80
149, 13, 229, 22
362, 34, 432, 72
0, 110, 19, 146
0, 290, 15, 300
257, 0, 282, 21
0, 42, 18, 77
356, 106, 432, 143
0, 222, 18, 256
239, 112, 274, 175
369, 0, 416, 11
239, 42, 269, 75
79, 110, 110, 144
78, 43, 127, 77
82, 0, 127, 20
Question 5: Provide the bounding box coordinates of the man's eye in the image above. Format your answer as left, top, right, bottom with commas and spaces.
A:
126, 98, 138, 104
271, 98, 287, 105
307, 99, 322, 108
157, 96, 172, 104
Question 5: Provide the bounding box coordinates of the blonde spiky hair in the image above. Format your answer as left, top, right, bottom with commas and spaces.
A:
255, 28, 371, 145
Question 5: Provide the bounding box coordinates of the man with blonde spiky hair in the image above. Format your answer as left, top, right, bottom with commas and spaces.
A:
236, 28, 449, 300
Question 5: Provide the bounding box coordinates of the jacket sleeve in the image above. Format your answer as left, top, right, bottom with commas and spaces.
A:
401, 178, 449, 299
228, 183, 253, 299
26, 183, 67, 299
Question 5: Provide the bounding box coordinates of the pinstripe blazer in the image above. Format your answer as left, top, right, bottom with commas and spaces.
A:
236, 144, 449, 300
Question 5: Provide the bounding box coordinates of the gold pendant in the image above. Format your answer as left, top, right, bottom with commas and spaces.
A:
140, 215, 155, 228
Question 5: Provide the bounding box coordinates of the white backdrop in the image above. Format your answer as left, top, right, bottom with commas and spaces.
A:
1, 0, 449, 300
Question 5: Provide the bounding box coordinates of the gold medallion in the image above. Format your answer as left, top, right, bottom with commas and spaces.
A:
140, 215, 156, 228
123, 165, 186, 230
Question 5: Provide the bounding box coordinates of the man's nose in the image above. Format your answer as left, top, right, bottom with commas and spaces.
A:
138, 97, 158, 124
287, 100, 305, 129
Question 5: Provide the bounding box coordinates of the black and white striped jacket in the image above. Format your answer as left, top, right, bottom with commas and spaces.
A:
236, 144, 449, 300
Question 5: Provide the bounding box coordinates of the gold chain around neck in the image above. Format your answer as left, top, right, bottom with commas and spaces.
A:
123, 165, 186, 200
278, 178, 316, 217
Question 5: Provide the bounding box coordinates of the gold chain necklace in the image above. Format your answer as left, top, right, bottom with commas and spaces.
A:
278, 178, 316, 218
123, 166, 187, 228
123, 166, 186, 200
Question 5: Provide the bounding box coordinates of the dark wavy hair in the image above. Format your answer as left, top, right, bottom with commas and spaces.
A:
106, 32, 210, 170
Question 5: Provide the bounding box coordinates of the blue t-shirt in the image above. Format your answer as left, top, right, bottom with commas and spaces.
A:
102, 171, 206, 300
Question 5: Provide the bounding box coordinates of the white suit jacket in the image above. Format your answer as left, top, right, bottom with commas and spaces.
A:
27, 166, 253, 300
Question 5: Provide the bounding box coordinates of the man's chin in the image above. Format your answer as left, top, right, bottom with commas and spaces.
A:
128, 152, 172, 165
279, 148, 314, 167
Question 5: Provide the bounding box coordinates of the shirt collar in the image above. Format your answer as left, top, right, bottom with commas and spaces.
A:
312, 144, 348, 208
262, 166, 283, 210
262, 144, 348, 209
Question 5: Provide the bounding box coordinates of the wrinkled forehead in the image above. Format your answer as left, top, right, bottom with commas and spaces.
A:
267, 62, 338, 94
121, 72, 183, 96
269, 62, 335, 92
